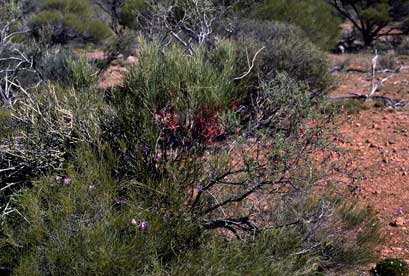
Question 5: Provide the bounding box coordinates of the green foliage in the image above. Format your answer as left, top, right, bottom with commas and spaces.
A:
0, 84, 108, 203
0, 107, 14, 139
328, 0, 409, 46
360, 2, 391, 25
325, 202, 382, 265
247, 73, 312, 133
31, 0, 112, 45
119, 0, 146, 28
173, 230, 321, 275
0, 29, 382, 276
110, 38, 237, 168
372, 258, 409, 276
0, 147, 203, 275
38, 48, 98, 89
254, 0, 341, 50
232, 20, 332, 92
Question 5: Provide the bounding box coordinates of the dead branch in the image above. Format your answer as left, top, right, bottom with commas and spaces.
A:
327, 49, 408, 108
233, 46, 266, 80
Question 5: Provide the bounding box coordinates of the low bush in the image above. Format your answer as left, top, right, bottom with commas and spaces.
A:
38, 48, 98, 89
0, 84, 109, 210
244, 72, 311, 133
230, 20, 332, 92
253, 0, 341, 50
372, 258, 409, 276
30, 0, 112, 45
107, 38, 237, 178
378, 51, 398, 70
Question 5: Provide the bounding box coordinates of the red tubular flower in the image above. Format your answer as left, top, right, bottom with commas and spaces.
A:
299, 127, 304, 138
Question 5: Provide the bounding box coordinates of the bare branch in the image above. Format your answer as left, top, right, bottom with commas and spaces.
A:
233, 46, 266, 80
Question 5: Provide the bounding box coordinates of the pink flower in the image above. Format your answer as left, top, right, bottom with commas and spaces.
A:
131, 218, 137, 225
139, 220, 148, 231
115, 196, 125, 205
63, 178, 72, 185
55, 176, 62, 181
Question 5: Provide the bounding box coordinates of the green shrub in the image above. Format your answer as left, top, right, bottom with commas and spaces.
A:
231, 19, 332, 92
31, 0, 112, 45
245, 72, 312, 133
38, 48, 98, 89
119, 0, 146, 29
0, 147, 203, 275
172, 229, 321, 275
0, 84, 108, 208
372, 258, 409, 276
108, 38, 238, 177
253, 0, 341, 50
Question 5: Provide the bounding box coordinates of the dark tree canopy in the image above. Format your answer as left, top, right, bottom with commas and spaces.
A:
254, 0, 341, 50
328, 0, 409, 46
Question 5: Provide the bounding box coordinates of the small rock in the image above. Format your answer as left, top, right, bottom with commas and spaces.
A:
356, 123, 361, 127
390, 217, 406, 227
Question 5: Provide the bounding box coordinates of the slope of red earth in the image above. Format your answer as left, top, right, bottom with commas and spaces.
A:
328, 53, 409, 268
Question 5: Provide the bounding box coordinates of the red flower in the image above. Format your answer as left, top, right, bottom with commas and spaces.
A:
229, 100, 239, 110
193, 112, 224, 144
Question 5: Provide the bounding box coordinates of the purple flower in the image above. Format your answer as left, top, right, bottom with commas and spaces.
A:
195, 184, 203, 191
116, 196, 126, 205
55, 176, 62, 181
141, 145, 150, 155
395, 208, 404, 216
153, 155, 159, 162
139, 220, 148, 231
63, 178, 72, 185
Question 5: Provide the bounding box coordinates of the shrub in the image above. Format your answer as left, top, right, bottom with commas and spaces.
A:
372, 258, 409, 276
0, 84, 108, 210
172, 229, 321, 275
230, 19, 332, 92
31, 0, 112, 45
37, 48, 98, 89
108, 38, 237, 177
245, 73, 311, 133
0, 147, 203, 275
378, 51, 398, 70
253, 0, 341, 50
119, 0, 146, 29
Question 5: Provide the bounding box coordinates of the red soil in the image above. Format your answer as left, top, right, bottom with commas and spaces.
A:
328, 53, 409, 262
